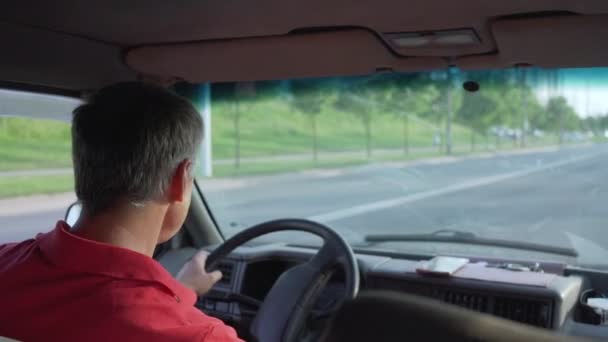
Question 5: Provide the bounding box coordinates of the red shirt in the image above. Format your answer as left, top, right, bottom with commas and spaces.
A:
0, 221, 242, 342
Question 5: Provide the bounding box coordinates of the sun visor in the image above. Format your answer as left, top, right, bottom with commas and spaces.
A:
457, 15, 608, 70
126, 29, 446, 82
0, 22, 135, 92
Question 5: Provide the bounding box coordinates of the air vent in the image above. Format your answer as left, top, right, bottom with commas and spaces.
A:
216, 261, 235, 287
493, 296, 552, 328
369, 278, 553, 328
435, 289, 488, 312
377, 280, 489, 312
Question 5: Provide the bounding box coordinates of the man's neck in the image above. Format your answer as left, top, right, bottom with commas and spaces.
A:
71, 204, 167, 257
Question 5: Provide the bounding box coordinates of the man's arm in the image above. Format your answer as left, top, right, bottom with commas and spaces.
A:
176, 250, 222, 296
177, 251, 243, 341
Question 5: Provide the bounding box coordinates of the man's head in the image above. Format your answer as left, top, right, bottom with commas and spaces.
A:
72, 82, 203, 242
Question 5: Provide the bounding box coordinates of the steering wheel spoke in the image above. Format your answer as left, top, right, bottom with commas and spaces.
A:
308, 242, 340, 272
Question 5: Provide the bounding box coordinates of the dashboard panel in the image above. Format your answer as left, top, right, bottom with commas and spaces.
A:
159, 243, 608, 340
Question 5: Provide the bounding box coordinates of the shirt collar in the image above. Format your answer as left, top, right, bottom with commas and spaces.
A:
38, 221, 196, 304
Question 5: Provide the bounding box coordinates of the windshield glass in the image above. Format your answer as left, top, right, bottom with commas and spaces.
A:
189, 67, 608, 267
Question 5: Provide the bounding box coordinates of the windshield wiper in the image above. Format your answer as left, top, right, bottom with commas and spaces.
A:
363, 229, 578, 257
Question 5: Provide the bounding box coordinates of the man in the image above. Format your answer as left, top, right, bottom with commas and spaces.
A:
0, 82, 242, 341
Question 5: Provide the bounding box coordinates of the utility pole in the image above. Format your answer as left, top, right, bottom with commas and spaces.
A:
553, 70, 564, 146
519, 68, 528, 148
403, 113, 409, 155
445, 71, 453, 155
234, 99, 241, 168
199, 83, 212, 177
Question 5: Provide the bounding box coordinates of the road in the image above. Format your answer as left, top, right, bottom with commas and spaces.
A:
2, 144, 608, 265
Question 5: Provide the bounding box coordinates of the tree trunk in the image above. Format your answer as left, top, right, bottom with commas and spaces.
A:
445, 75, 453, 156
436, 128, 443, 154
403, 115, 409, 155
364, 120, 372, 159
470, 130, 475, 152
234, 100, 241, 169
520, 68, 528, 148
495, 133, 500, 150
485, 132, 490, 151
312, 116, 318, 163
558, 114, 564, 146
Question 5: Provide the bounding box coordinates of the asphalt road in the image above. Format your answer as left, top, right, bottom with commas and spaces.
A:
3, 144, 608, 265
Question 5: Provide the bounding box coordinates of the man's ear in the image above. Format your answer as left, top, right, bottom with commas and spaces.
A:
167, 159, 193, 203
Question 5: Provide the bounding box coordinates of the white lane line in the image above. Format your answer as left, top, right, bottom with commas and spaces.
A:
307, 152, 598, 223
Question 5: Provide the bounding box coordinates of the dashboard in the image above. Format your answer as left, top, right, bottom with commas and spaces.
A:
159, 243, 608, 340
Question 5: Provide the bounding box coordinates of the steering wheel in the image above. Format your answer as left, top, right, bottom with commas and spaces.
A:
205, 219, 360, 342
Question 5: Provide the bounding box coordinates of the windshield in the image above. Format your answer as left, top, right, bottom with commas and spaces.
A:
189, 67, 608, 267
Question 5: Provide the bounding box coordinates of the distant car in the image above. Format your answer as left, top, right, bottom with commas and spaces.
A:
562, 131, 587, 142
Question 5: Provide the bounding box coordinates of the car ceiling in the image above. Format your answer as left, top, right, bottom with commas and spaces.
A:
2, 0, 608, 95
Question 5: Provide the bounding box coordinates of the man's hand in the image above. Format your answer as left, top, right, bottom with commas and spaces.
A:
176, 250, 222, 296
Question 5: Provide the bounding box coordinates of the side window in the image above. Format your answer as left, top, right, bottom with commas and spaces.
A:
0, 90, 80, 243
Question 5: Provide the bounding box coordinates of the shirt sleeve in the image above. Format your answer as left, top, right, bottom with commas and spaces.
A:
200, 323, 244, 342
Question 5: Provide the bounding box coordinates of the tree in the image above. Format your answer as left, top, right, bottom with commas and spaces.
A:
333, 83, 375, 159
583, 114, 608, 136
545, 96, 580, 144
424, 70, 463, 155
382, 83, 438, 154
457, 92, 498, 151
290, 80, 328, 162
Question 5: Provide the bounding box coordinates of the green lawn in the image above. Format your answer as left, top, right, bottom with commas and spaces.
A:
210, 98, 474, 159
0, 98, 477, 172
0, 118, 72, 171
0, 174, 74, 198
0, 99, 571, 198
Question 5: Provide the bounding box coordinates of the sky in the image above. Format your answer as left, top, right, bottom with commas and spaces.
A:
534, 68, 608, 118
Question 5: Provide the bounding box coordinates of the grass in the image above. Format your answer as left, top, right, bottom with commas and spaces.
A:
0, 118, 72, 171
0, 98, 577, 198
0, 98, 475, 172
211, 98, 473, 159
0, 99, 467, 168
0, 174, 74, 198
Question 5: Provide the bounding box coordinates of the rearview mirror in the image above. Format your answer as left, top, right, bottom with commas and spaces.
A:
65, 202, 82, 226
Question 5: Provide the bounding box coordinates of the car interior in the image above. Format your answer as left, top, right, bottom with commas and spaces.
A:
4, 1, 608, 341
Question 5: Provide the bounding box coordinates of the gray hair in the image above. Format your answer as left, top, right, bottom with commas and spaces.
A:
72, 82, 203, 216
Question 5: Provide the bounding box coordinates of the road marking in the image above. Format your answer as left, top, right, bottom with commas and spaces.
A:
528, 217, 551, 233
376, 176, 410, 192
307, 152, 598, 223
